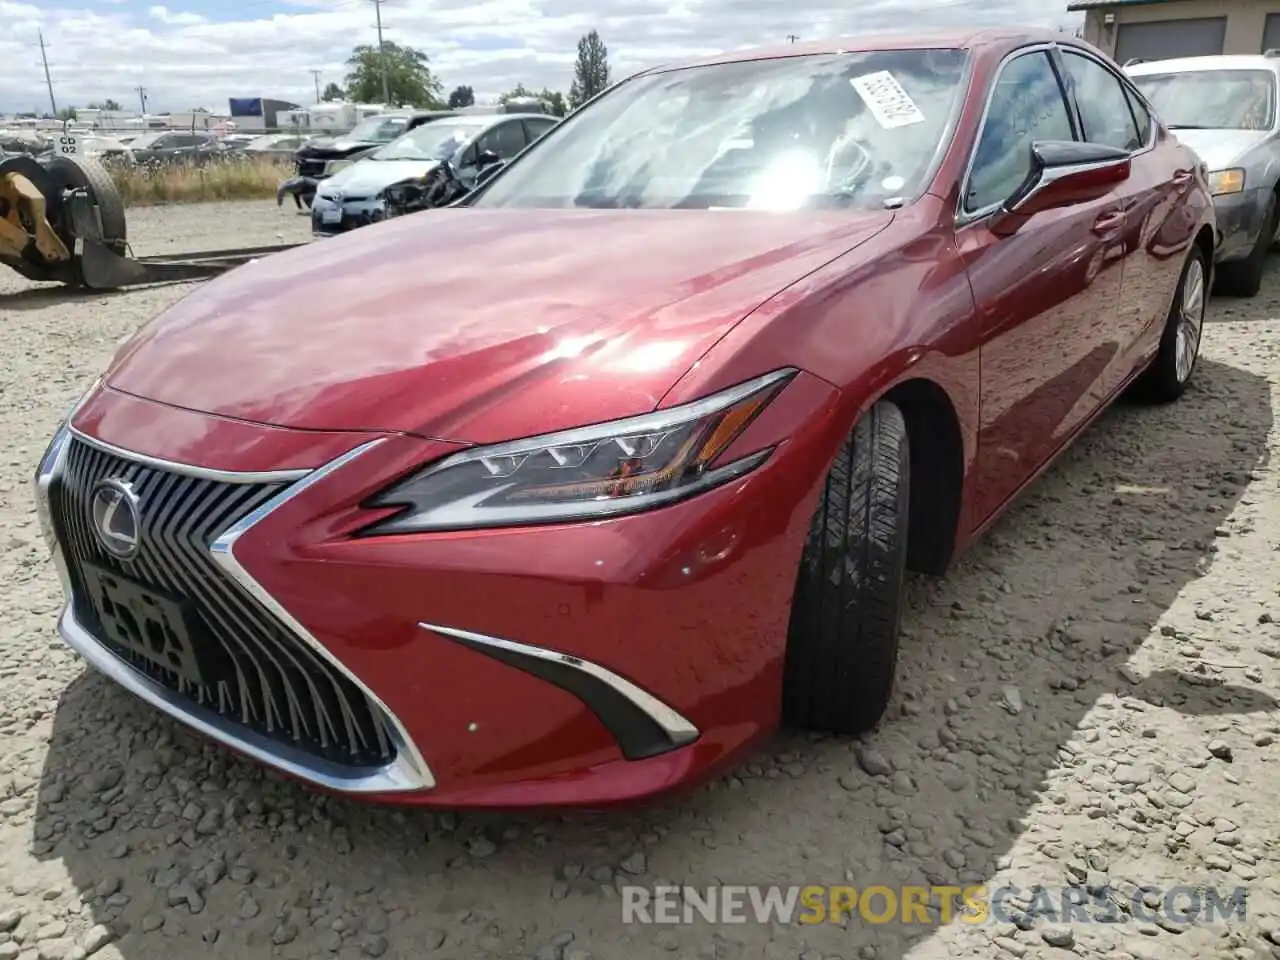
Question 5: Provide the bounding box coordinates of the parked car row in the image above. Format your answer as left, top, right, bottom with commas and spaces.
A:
1125, 53, 1280, 298
36, 29, 1230, 810
308, 112, 559, 234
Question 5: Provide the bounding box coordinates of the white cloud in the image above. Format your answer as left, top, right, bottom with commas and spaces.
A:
0, 0, 1079, 114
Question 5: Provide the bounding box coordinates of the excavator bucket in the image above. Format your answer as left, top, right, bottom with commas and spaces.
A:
1, 150, 305, 292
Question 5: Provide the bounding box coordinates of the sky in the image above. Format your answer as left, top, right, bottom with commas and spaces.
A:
1, 0, 1080, 115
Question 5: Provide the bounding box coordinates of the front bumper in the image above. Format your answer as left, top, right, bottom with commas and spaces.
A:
1213, 187, 1268, 263
310, 193, 385, 236
35, 381, 836, 807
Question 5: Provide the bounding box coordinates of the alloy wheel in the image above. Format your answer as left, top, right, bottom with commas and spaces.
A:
1175, 257, 1205, 384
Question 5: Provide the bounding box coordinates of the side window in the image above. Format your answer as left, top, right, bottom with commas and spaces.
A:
1122, 84, 1152, 145
1061, 51, 1142, 151
966, 51, 1076, 213
476, 121, 527, 159
374, 120, 406, 142
523, 118, 556, 143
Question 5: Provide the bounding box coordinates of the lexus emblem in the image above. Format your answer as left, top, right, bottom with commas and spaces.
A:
90, 478, 141, 560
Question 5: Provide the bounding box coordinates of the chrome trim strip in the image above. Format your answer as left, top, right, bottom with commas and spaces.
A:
68, 426, 311, 484
419, 622, 700, 747
209, 438, 435, 791
39, 429, 435, 794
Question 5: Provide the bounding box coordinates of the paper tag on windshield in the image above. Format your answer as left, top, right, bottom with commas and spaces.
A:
850, 71, 925, 129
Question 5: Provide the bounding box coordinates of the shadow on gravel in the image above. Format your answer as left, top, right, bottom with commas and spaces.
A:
0, 282, 193, 310
27, 357, 1275, 960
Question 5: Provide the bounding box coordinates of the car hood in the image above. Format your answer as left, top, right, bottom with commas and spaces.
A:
1170, 128, 1268, 171
298, 138, 378, 158
104, 207, 893, 442
319, 158, 440, 197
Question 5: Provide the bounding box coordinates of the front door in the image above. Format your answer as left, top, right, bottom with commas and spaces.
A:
955, 47, 1129, 527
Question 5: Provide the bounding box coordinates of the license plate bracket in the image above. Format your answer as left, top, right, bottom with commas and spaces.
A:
79, 562, 222, 688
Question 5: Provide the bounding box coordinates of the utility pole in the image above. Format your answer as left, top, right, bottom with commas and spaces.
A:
135, 85, 147, 114
786, 33, 799, 44
310, 69, 322, 103
370, 0, 391, 105
37, 29, 58, 116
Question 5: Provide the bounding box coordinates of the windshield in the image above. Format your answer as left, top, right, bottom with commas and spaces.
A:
127, 133, 166, 149
346, 115, 409, 143
371, 120, 488, 161
1131, 69, 1276, 130
474, 48, 968, 211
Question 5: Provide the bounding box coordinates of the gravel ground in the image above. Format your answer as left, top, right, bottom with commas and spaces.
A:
2, 199, 1280, 960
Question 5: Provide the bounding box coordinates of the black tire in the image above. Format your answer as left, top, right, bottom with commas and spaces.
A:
1131, 243, 1208, 404
782, 400, 911, 735
43, 154, 127, 255
1216, 194, 1274, 297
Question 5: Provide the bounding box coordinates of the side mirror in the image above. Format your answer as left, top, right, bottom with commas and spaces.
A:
991, 140, 1131, 237
475, 160, 506, 185
476, 149, 501, 169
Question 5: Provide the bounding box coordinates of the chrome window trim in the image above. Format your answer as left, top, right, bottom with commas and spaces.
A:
955, 41, 1156, 231
1059, 45, 1157, 157
38, 429, 436, 795
955, 42, 1062, 227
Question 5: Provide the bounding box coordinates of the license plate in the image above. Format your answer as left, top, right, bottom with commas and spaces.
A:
321, 207, 343, 224
79, 562, 222, 688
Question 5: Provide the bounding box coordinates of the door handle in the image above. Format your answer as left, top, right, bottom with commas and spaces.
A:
1091, 211, 1125, 235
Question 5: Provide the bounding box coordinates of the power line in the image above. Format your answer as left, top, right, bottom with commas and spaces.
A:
310, 69, 322, 103
38, 29, 58, 116
370, 0, 391, 105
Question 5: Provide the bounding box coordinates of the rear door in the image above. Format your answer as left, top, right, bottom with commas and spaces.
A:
955, 45, 1128, 526
1057, 45, 1170, 402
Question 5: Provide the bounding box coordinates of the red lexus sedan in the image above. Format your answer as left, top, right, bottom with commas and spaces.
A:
34, 28, 1214, 808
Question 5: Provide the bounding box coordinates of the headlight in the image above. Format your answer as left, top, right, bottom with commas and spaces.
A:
1208, 168, 1245, 196
326, 158, 354, 175
362, 368, 797, 534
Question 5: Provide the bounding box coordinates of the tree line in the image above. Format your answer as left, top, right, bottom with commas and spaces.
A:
337, 29, 611, 117
47, 31, 611, 122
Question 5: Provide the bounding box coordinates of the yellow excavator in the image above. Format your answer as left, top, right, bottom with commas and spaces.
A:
1, 150, 300, 291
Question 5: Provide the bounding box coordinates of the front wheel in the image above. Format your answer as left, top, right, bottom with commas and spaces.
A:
782, 400, 911, 735
1131, 244, 1208, 404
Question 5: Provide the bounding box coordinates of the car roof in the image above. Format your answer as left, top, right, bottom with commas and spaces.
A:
1126, 54, 1280, 76
642, 27, 1070, 74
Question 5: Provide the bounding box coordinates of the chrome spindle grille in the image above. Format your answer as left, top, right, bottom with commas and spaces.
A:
51, 437, 396, 769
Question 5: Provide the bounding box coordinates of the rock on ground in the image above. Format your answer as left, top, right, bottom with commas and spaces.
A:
2, 200, 1280, 960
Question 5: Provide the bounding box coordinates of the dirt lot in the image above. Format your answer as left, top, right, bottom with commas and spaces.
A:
2, 200, 1280, 960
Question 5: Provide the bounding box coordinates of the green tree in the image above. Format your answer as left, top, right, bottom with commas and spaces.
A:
448, 85, 475, 108
499, 82, 533, 103
344, 42, 443, 107
56, 107, 77, 121
537, 88, 568, 117
568, 30, 610, 108
320, 82, 345, 101
88, 99, 121, 111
